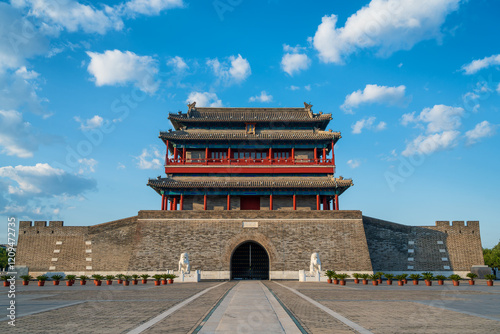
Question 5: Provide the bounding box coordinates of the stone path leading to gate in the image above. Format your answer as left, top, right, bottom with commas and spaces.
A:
197, 281, 301, 334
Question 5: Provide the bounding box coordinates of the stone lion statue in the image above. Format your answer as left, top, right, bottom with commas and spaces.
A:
178, 252, 191, 274
309, 252, 322, 275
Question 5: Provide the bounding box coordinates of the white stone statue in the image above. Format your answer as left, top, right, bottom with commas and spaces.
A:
309, 252, 322, 276
178, 252, 191, 274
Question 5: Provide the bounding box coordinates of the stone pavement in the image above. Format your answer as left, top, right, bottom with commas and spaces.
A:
1, 280, 499, 333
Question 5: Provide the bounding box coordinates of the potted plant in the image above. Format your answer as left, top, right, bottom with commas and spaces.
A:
161, 273, 169, 285
105, 275, 114, 285
485, 274, 496, 286
51, 274, 64, 286
384, 273, 394, 285
131, 274, 139, 285
78, 275, 89, 285
37, 275, 48, 286
1, 275, 11, 287
167, 274, 177, 284
401, 273, 408, 284
122, 275, 131, 286
369, 274, 379, 286
409, 274, 421, 285
116, 274, 124, 284
422, 272, 434, 286
325, 270, 335, 284
20, 274, 32, 286
375, 272, 384, 284
337, 273, 350, 286
352, 273, 361, 284
395, 274, 406, 286
449, 274, 461, 286
66, 275, 76, 285
92, 274, 104, 286
466, 272, 478, 285
153, 274, 162, 286
435, 275, 447, 285
360, 274, 369, 285
141, 274, 150, 284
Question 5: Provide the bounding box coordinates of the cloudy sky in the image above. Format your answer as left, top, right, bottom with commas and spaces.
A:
0, 0, 499, 248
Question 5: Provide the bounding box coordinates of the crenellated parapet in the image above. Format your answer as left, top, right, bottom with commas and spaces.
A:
434, 220, 480, 234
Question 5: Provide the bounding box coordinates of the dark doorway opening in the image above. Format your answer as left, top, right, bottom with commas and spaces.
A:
231, 241, 269, 280
240, 196, 260, 210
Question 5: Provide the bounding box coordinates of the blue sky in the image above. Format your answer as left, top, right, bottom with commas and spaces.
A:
0, 0, 499, 248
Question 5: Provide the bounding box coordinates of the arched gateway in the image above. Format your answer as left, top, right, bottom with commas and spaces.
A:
231, 241, 269, 280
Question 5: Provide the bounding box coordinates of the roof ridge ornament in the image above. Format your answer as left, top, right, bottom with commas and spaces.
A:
187, 101, 196, 116
304, 102, 313, 118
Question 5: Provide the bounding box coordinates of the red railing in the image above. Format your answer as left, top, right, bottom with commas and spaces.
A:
165, 158, 334, 166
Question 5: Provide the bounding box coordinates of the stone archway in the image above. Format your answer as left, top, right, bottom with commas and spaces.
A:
230, 241, 269, 280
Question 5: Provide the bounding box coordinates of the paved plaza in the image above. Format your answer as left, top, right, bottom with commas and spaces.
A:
1, 280, 499, 333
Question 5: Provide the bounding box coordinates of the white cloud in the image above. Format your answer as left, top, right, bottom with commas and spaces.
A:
86, 50, 159, 93
0, 163, 95, 196
402, 105, 464, 133
122, 0, 184, 16
186, 92, 223, 108
347, 159, 360, 169
352, 116, 386, 134
78, 158, 98, 174
402, 131, 460, 156
0, 110, 40, 158
207, 54, 251, 85
249, 91, 273, 103
117, 162, 126, 170
290, 85, 300, 91
304, 85, 312, 91
465, 121, 497, 145
15, 66, 40, 79
74, 115, 104, 131
281, 44, 311, 76
134, 147, 163, 170
341, 84, 407, 112
311, 0, 460, 64
401, 104, 464, 156
0, 163, 96, 217
461, 54, 500, 75
167, 56, 188, 71
12, 0, 124, 35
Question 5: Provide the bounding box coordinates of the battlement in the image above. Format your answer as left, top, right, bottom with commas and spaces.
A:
435, 221, 479, 229
20, 221, 65, 228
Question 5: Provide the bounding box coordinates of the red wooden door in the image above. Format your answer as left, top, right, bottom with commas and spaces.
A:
240, 196, 260, 210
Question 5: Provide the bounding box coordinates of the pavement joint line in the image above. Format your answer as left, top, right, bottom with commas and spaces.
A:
127, 282, 227, 334
0, 300, 86, 321
192, 282, 237, 333
412, 300, 500, 322
265, 283, 308, 333
259, 281, 302, 333
275, 282, 374, 334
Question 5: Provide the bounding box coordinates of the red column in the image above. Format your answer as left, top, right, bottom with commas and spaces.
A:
293, 194, 296, 210
314, 148, 318, 164
291, 148, 295, 164
270, 194, 273, 211
173, 147, 177, 163
316, 194, 320, 210
161, 194, 165, 210
332, 141, 335, 166
180, 195, 184, 211
269, 147, 272, 164
227, 194, 231, 210
205, 147, 209, 165
323, 195, 327, 210
323, 148, 326, 163
169, 198, 174, 211
173, 197, 177, 211
335, 194, 339, 210
204, 194, 207, 210
183, 148, 186, 164
228, 148, 231, 164
165, 140, 169, 165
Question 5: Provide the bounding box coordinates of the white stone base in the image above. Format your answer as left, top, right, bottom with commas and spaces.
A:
298, 270, 328, 282
177, 270, 200, 282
